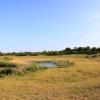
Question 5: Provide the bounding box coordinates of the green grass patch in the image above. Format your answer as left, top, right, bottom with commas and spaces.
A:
25, 64, 48, 73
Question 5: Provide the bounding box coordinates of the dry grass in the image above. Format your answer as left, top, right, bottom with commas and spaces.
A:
0, 55, 100, 100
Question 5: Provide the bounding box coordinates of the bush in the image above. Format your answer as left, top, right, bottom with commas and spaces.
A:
0, 62, 20, 77
25, 65, 39, 72
0, 68, 15, 76
0, 61, 18, 68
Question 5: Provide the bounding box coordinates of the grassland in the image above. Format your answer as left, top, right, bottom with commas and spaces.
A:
0, 55, 100, 100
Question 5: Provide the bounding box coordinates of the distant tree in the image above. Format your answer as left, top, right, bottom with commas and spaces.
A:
0, 46, 100, 56
64, 47, 72, 54
0, 52, 4, 56
97, 48, 100, 53
91, 47, 97, 54
77, 47, 84, 54
84, 46, 91, 54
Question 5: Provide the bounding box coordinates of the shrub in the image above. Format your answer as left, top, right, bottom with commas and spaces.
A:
0, 61, 18, 68
0, 68, 15, 76
25, 65, 38, 72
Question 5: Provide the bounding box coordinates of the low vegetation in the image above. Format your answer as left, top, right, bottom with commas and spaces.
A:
0, 61, 49, 76
25, 64, 48, 73
0, 61, 19, 77
0, 61, 18, 68
0, 55, 99, 100
55, 60, 75, 68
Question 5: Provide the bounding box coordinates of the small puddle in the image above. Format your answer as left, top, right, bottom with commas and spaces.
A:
38, 62, 57, 68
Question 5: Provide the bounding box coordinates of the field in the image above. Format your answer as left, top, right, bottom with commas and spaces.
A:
0, 55, 100, 100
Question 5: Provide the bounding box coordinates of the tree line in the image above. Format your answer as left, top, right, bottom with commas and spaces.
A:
0, 46, 100, 56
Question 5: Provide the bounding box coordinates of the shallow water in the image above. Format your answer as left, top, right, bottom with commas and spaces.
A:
38, 62, 57, 68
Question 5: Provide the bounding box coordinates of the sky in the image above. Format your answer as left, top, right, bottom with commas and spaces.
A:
0, 0, 100, 52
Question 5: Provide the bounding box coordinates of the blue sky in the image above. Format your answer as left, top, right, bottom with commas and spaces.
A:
0, 0, 100, 52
